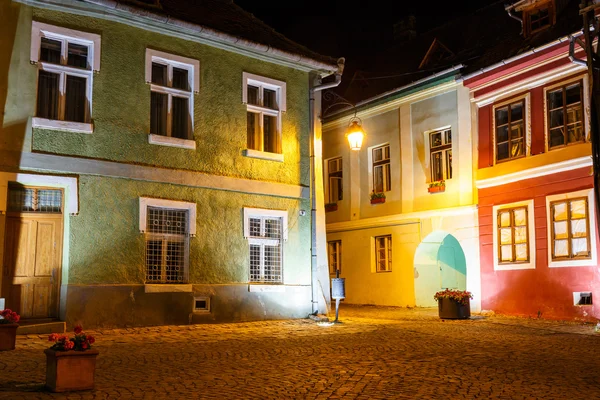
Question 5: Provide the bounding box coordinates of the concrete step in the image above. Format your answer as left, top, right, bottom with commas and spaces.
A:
17, 321, 66, 335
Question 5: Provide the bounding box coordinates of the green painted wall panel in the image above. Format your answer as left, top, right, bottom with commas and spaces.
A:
69, 175, 311, 285
20, 7, 309, 186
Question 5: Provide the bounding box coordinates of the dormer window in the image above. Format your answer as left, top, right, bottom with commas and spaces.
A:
529, 6, 550, 32
521, 1, 554, 37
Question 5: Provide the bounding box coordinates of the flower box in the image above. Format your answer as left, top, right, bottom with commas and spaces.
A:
0, 323, 18, 351
45, 348, 99, 392
370, 197, 385, 204
437, 297, 471, 319
325, 203, 338, 212
428, 185, 445, 193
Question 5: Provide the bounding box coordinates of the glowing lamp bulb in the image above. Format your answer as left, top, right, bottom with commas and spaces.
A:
346, 121, 365, 151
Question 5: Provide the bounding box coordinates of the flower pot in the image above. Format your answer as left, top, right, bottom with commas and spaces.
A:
428, 185, 445, 193
45, 348, 99, 392
0, 323, 18, 351
370, 197, 385, 204
325, 204, 338, 212
438, 297, 470, 319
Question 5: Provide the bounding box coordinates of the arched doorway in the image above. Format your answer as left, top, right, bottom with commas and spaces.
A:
413, 231, 467, 307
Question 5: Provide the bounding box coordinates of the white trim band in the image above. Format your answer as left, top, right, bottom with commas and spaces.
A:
139, 197, 197, 235
148, 134, 196, 150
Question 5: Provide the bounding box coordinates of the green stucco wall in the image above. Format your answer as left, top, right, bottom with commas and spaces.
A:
6, 5, 310, 186
68, 175, 311, 285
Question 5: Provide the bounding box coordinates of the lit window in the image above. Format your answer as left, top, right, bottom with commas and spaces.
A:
430, 128, 452, 181
547, 81, 584, 149
243, 73, 286, 155
375, 235, 392, 272
372, 145, 391, 193
497, 207, 529, 264
550, 198, 591, 260
328, 240, 342, 275
529, 6, 550, 33
328, 158, 343, 203
495, 100, 525, 162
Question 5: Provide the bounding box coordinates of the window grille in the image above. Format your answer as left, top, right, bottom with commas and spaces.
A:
7, 187, 62, 213
430, 129, 452, 181
248, 216, 283, 283
145, 206, 189, 283
372, 145, 391, 193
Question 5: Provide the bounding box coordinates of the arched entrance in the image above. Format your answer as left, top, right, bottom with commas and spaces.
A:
413, 231, 467, 307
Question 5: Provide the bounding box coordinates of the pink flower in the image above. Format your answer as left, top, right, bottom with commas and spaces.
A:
73, 325, 83, 334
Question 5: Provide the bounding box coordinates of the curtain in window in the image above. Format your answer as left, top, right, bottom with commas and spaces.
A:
150, 92, 167, 135
172, 96, 189, 139
36, 70, 60, 120
247, 112, 259, 150
65, 75, 87, 122
263, 115, 280, 153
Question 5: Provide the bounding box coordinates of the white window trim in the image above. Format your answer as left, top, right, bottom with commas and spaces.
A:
492, 93, 531, 165
139, 197, 197, 236
193, 296, 211, 312
243, 207, 288, 241
368, 142, 391, 193
31, 21, 100, 131
543, 74, 590, 152
492, 199, 536, 271
424, 125, 453, 183
242, 72, 286, 159
145, 49, 199, 144
546, 188, 597, 268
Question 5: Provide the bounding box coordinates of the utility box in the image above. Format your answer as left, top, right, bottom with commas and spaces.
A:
331, 278, 345, 300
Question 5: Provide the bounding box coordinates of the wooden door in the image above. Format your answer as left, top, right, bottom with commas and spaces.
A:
2, 215, 63, 319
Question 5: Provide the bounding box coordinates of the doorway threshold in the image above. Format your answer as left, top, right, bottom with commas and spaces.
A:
16, 320, 66, 335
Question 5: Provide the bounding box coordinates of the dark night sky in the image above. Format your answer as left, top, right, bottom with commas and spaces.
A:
234, 0, 503, 59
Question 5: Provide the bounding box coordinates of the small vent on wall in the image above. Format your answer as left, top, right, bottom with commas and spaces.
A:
193, 296, 210, 313
574, 292, 593, 306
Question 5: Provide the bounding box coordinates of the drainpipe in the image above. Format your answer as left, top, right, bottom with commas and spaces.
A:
505, 4, 524, 34
308, 57, 345, 315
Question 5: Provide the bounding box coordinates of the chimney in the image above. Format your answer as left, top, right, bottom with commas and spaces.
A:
393, 15, 417, 42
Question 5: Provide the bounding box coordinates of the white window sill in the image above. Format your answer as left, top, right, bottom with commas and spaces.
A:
248, 284, 285, 293
32, 117, 93, 134
148, 134, 196, 150
549, 259, 596, 268
144, 284, 192, 293
494, 261, 535, 271
243, 149, 284, 162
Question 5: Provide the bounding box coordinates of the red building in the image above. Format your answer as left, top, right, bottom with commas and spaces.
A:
465, 0, 599, 320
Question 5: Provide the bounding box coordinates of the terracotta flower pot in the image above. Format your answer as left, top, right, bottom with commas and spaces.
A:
428, 185, 445, 193
370, 197, 385, 204
438, 297, 470, 319
0, 323, 18, 351
45, 348, 99, 392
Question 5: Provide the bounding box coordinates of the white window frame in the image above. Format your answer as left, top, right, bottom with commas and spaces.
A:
543, 74, 590, 152
243, 207, 288, 284
369, 143, 391, 193
325, 156, 343, 204
242, 72, 286, 161
546, 188, 597, 268
30, 21, 100, 134
145, 49, 199, 150
373, 235, 392, 273
492, 199, 536, 271
492, 93, 531, 165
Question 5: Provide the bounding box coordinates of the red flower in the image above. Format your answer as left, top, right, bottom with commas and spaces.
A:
82, 342, 89, 349
48, 333, 59, 342
87, 335, 95, 345
73, 325, 83, 334
63, 341, 74, 350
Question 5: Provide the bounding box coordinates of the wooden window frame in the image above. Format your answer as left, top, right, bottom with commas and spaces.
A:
549, 197, 591, 261
327, 157, 343, 203
524, 2, 554, 37
374, 235, 392, 273
328, 240, 342, 275
372, 144, 391, 193
429, 128, 452, 182
546, 80, 585, 150
497, 206, 530, 265
494, 99, 526, 163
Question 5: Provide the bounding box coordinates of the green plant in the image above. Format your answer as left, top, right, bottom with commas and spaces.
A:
370, 191, 386, 200
434, 289, 473, 306
428, 180, 445, 188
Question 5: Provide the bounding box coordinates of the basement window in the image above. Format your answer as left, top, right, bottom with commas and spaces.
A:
193, 296, 210, 313
574, 292, 592, 306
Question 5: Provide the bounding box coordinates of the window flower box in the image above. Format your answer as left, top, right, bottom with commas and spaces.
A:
370, 191, 386, 205
428, 180, 445, 194
325, 203, 338, 212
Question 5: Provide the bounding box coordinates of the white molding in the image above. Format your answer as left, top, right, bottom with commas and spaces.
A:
193, 296, 211, 312
476, 156, 592, 189
139, 197, 197, 235
0, 172, 78, 214
492, 199, 536, 271
145, 49, 200, 93
31, 20, 101, 71
242, 72, 287, 111
148, 134, 196, 150
242, 149, 284, 162
6, 151, 308, 199
326, 205, 478, 233
32, 117, 93, 134
145, 284, 192, 293
243, 207, 288, 241
546, 188, 597, 268
248, 284, 285, 292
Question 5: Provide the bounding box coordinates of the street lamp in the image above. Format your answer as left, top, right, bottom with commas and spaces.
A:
346, 117, 365, 151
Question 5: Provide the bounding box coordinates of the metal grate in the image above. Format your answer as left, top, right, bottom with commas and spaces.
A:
8, 187, 62, 213
145, 207, 189, 283
248, 216, 283, 283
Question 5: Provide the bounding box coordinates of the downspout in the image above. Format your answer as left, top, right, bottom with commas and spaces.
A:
308, 57, 345, 314
505, 4, 524, 35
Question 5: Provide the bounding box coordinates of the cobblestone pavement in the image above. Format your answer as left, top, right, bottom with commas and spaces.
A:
1, 305, 600, 399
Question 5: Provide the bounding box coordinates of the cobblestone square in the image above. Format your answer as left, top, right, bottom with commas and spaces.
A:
1, 305, 599, 399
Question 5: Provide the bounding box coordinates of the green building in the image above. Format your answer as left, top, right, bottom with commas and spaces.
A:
0, 0, 341, 328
